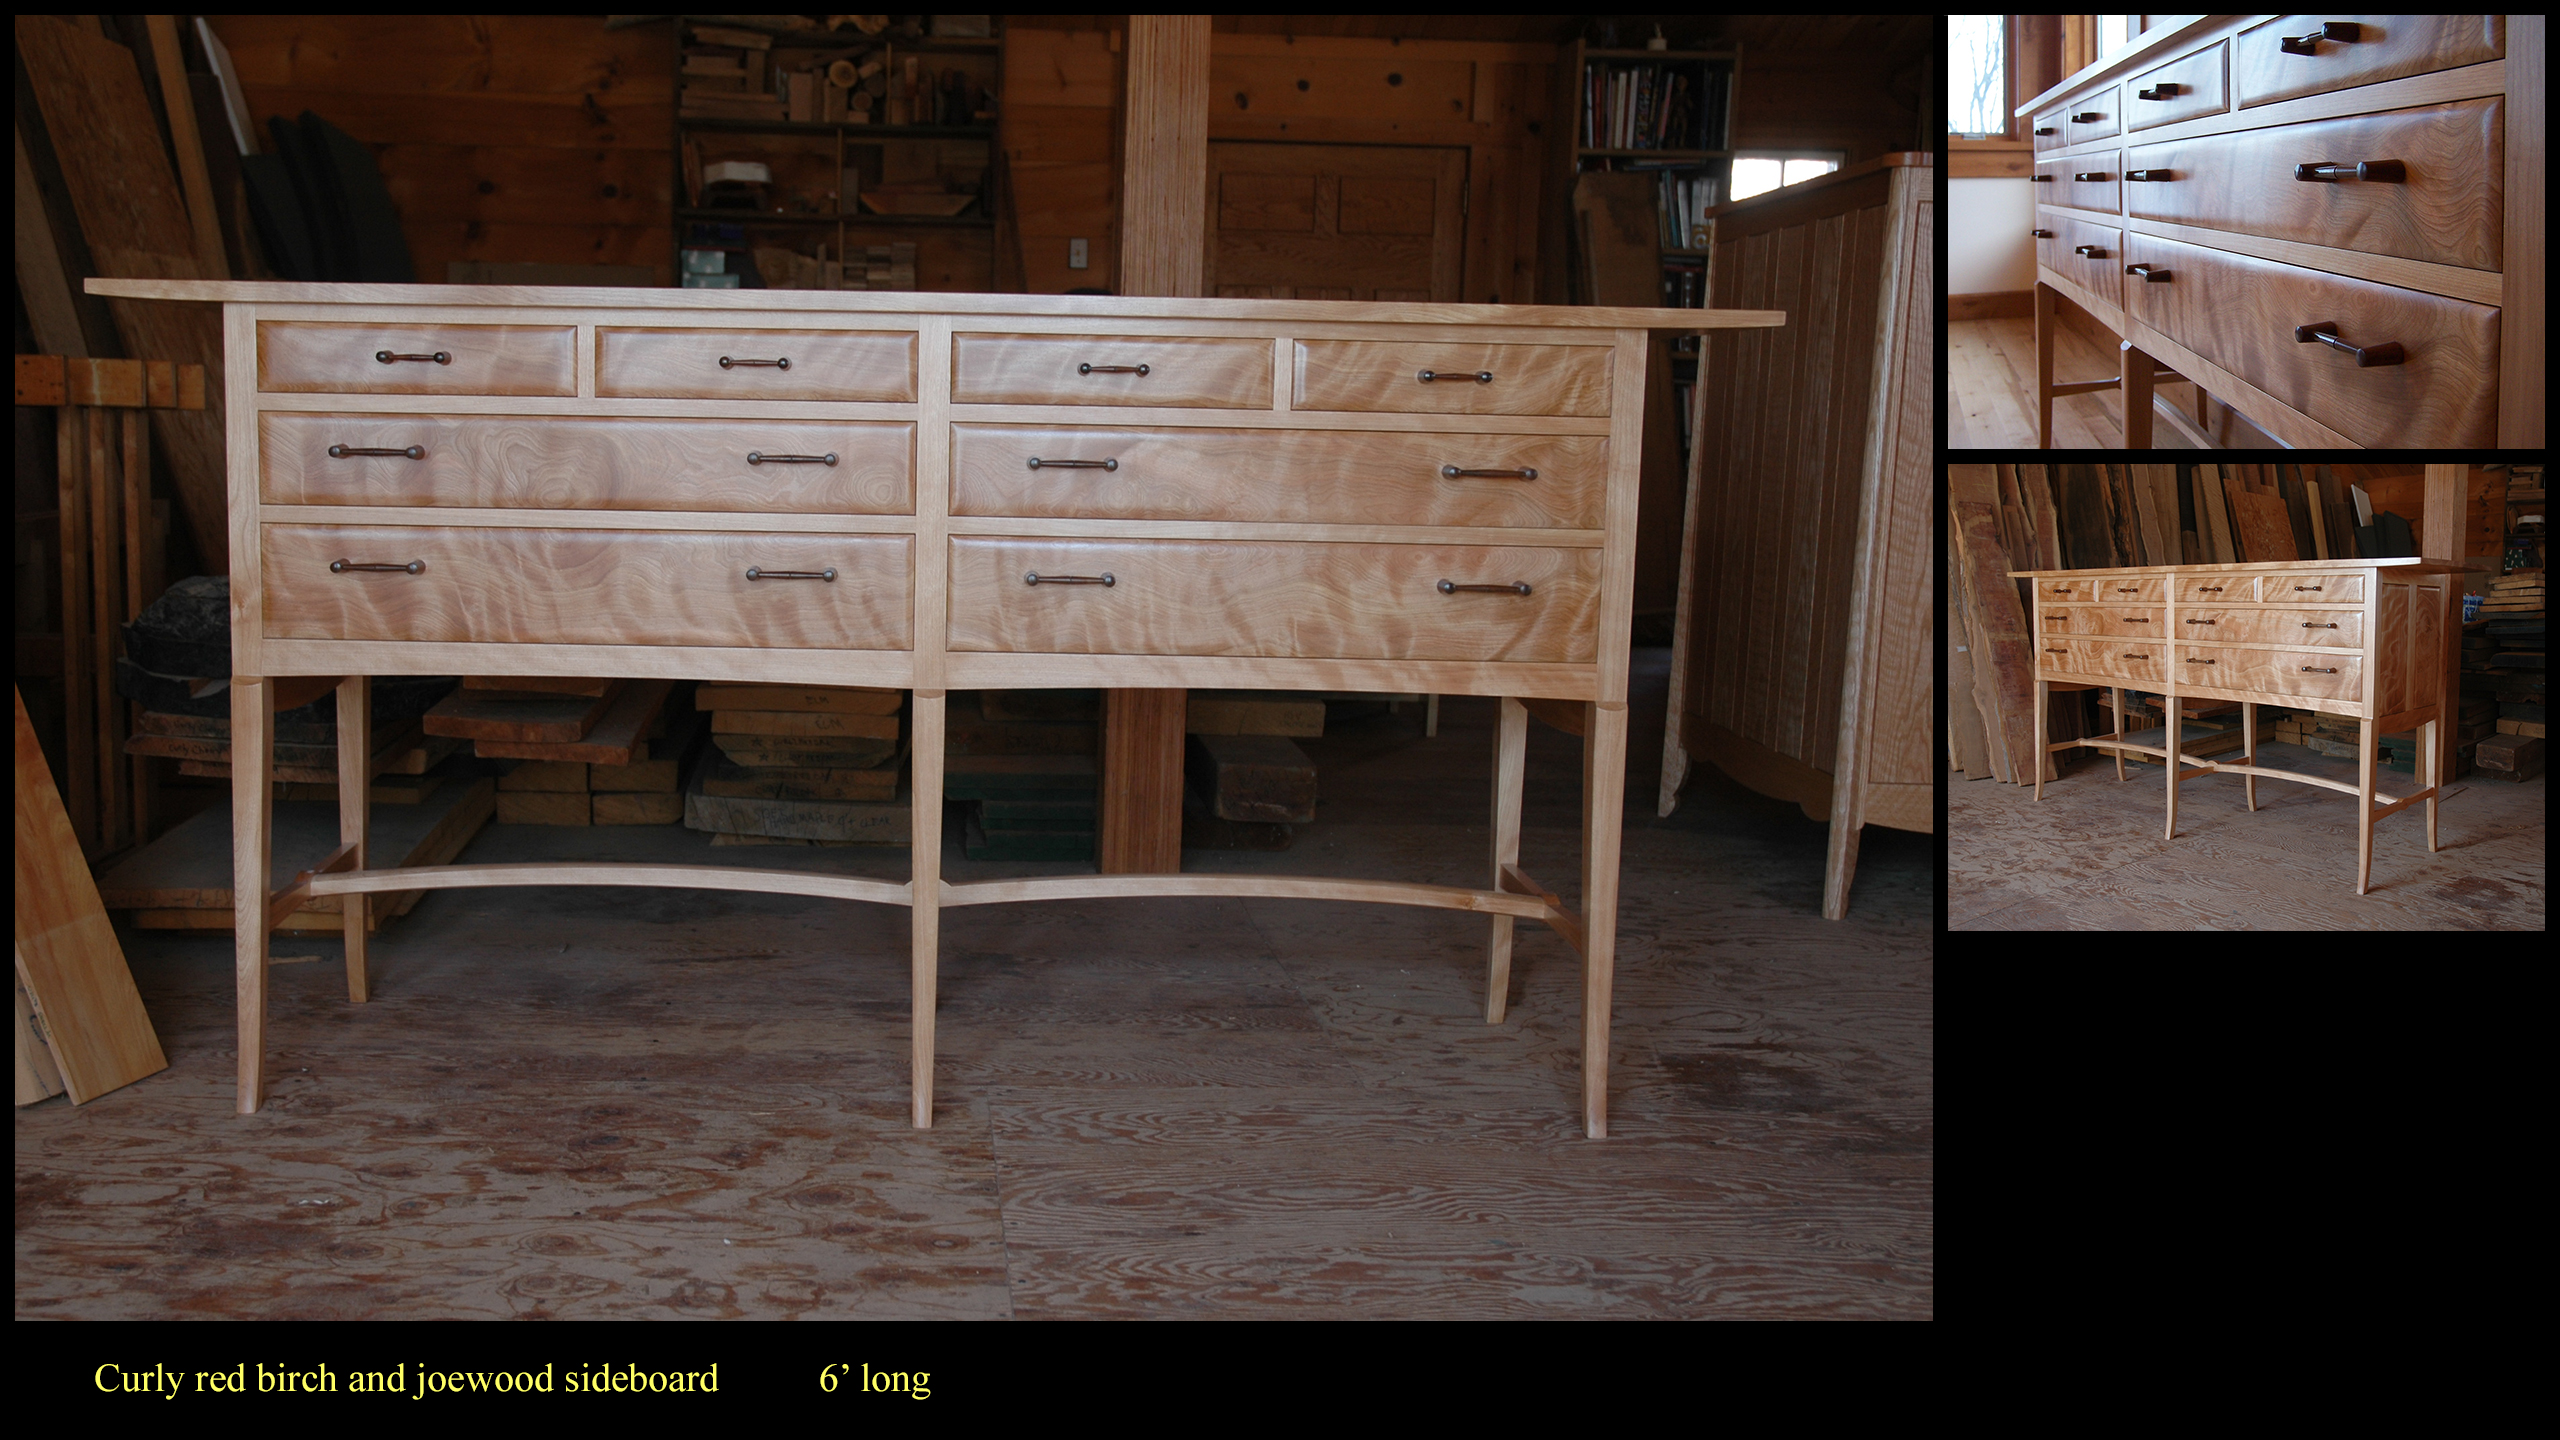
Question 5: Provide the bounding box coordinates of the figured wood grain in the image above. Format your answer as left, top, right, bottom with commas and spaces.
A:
263, 525, 913, 650
2230, 14, 2504, 109
261, 413, 916, 514
1292, 340, 1611, 417
947, 537, 1599, 663
256, 322, 574, 396
595, 327, 918, 402
950, 424, 1606, 529
951, 334, 1271, 408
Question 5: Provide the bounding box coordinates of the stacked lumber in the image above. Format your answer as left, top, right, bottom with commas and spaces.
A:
951, 691, 1098, 860
439, 678, 699, 826
2468, 567, 2545, 783
1179, 690, 1327, 851
683, 684, 909, 845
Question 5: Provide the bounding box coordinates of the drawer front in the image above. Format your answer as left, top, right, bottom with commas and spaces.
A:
2176, 573, 2256, 603
2042, 637, 2163, 684
2038, 216, 2123, 308
1292, 340, 1612, 417
2084, 606, 2166, 639
949, 424, 1606, 529
2034, 154, 2122, 216
261, 414, 915, 514
2176, 644, 2361, 702
2127, 97, 2503, 271
952, 334, 1271, 408
2263, 572, 2364, 604
2091, 575, 2162, 603
2201, 608, 2368, 649
2041, 85, 2121, 147
257, 323, 574, 397
2120, 232, 2498, 447
2031, 577, 2102, 602
947, 537, 1599, 663
2235, 15, 2504, 109
263, 525, 912, 650
596, 328, 917, 401
2127, 41, 2229, 130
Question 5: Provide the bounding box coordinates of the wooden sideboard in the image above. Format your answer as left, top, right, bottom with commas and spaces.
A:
1661, 154, 1934, 920
87, 279, 1782, 1138
2019, 14, 2543, 448
2007, 557, 2464, 893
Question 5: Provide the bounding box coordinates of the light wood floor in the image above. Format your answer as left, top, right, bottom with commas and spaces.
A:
15, 652, 1935, 1319
1952, 744, 2545, 929
1950, 315, 2210, 450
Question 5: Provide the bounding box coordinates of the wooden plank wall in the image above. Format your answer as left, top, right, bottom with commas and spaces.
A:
206, 16, 677, 284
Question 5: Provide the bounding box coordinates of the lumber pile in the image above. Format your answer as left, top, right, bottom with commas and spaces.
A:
1180, 690, 1328, 851
683, 684, 909, 845
950, 691, 1097, 860
441, 677, 701, 826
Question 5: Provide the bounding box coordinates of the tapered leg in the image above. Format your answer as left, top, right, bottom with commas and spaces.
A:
2423, 714, 2440, 851
2111, 686, 2126, 780
2033, 677, 2048, 800
1485, 696, 1527, 1023
2034, 282, 2057, 449
2120, 340, 2155, 448
1580, 701, 1628, 1139
909, 690, 946, 1127
336, 674, 370, 1002
2242, 701, 2256, 812
2163, 684, 2179, 840
231, 677, 273, 1114
2356, 716, 2377, 894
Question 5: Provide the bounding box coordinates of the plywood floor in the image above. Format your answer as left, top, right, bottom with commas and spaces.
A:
15, 653, 1936, 1319
1949, 314, 2210, 450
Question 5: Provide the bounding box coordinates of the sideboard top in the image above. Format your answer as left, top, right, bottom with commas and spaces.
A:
84, 279, 1785, 333
2008, 558, 2473, 579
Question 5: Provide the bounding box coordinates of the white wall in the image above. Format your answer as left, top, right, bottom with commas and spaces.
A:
1948, 176, 2034, 296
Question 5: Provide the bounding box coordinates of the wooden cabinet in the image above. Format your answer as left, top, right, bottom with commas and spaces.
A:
2020, 14, 2542, 448
87, 278, 1786, 1139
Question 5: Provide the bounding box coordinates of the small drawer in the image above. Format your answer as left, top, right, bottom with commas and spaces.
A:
2046, 636, 2165, 685
257, 323, 574, 397
1292, 341, 1611, 417
949, 424, 1607, 529
946, 537, 1599, 662
2264, 572, 2365, 604
2033, 577, 2101, 602
596, 328, 917, 401
2175, 644, 2361, 702
2038, 216, 2123, 309
2176, 574, 2254, 603
952, 334, 1271, 408
2034, 153, 2122, 216
2119, 232, 2499, 447
2052, 85, 2120, 146
2234, 16, 2504, 109
2092, 576, 2163, 603
2127, 41, 2228, 131
262, 525, 912, 650
260, 414, 915, 515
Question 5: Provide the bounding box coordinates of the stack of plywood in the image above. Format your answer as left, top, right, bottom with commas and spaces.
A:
683, 684, 908, 845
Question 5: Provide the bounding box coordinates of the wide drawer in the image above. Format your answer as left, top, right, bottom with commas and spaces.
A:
257, 323, 574, 397
952, 334, 1271, 408
2034, 153, 2121, 216
2038, 636, 2166, 685
596, 327, 917, 401
2178, 608, 2366, 649
2120, 232, 2498, 447
1292, 340, 1611, 417
2234, 16, 2504, 109
2126, 40, 2228, 131
2126, 97, 2503, 271
261, 414, 915, 514
263, 525, 911, 650
946, 537, 1599, 662
949, 424, 1607, 529
2173, 643, 2360, 702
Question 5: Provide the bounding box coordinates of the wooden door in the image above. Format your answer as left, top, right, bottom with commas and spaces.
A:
1204, 143, 1466, 301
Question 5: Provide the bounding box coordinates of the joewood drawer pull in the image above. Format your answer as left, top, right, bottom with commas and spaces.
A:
2120, 652, 2152, 659
2073, 171, 2111, 182
2070, 111, 2103, 124
2126, 264, 2173, 282
328, 444, 425, 458
2137, 82, 2183, 100
1417, 369, 1494, 384
2300, 621, 2340, 629
746, 451, 838, 465
2121, 614, 2150, 622
2294, 160, 2405, 183
2295, 322, 2405, 367
2183, 657, 2217, 664
2127, 169, 2173, 182
2075, 244, 2110, 258
330, 559, 424, 574
2194, 585, 2224, 592
1025, 571, 1114, 586
719, 356, 790, 369
2292, 584, 2326, 592
374, 350, 450, 365
1442, 465, 1537, 480
1437, 579, 1532, 596
2034, 126, 2056, 136
2031, 228, 2054, 238
2300, 666, 2339, 674
744, 566, 836, 581
2281, 22, 2362, 55
2185, 618, 2217, 625
1027, 457, 1118, 470
1077, 362, 1149, 375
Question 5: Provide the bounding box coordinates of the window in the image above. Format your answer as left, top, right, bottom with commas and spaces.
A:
1729, 155, 1842, 203
1949, 14, 2006, 138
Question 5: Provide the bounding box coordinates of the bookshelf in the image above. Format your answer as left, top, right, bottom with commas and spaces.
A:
672, 15, 1003, 291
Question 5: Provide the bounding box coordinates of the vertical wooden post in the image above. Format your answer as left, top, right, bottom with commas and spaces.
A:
1098, 15, 1210, 874
2420, 463, 2466, 824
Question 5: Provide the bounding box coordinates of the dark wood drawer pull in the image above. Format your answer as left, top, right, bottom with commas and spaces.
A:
746, 451, 838, 465
745, 566, 836, 581
2185, 618, 2217, 625
2126, 263, 2173, 282
328, 444, 424, 458
2294, 160, 2405, 183
2281, 22, 2362, 54
1438, 580, 1532, 596
2300, 666, 2339, 674
2137, 82, 2183, 100
2031, 228, 2054, 238
2073, 171, 2111, 182
2183, 657, 2217, 665
2127, 169, 2173, 182
2120, 652, 2152, 660
2070, 111, 2103, 123
719, 356, 790, 369
330, 559, 423, 574
1025, 571, 1114, 586
2295, 322, 2405, 367
2074, 244, 2110, 259
1417, 369, 1493, 384
2034, 126, 2056, 136
2299, 621, 2340, 629
374, 350, 449, 365
1027, 457, 1118, 470
1078, 363, 1149, 375
2292, 584, 2326, 591
1442, 465, 1537, 480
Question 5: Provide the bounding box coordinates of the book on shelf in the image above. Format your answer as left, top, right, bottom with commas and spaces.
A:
1582, 58, 1727, 152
